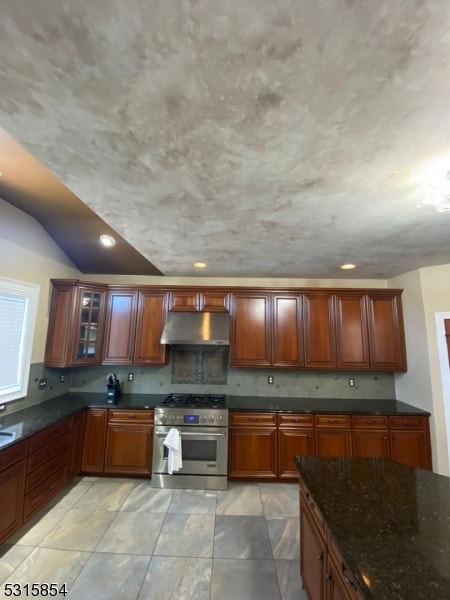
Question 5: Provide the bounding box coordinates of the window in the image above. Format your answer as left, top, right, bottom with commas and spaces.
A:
0, 277, 39, 403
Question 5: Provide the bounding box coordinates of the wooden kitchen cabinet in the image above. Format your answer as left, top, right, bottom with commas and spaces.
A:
229, 293, 272, 367
351, 415, 390, 459
104, 409, 153, 475
272, 294, 304, 367
300, 481, 365, 600
277, 413, 314, 479
315, 415, 352, 457
303, 291, 337, 368
25, 417, 72, 520
389, 415, 432, 470
335, 292, 370, 369
228, 412, 278, 479
168, 289, 230, 312
366, 292, 407, 371
44, 279, 108, 367
81, 408, 108, 473
0, 440, 28, 543
300, 487, 327, 600
69, 409, 87, 480
103, 289, 169, 365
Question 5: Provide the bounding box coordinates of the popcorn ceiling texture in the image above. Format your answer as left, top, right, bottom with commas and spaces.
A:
1, 1, 450, 279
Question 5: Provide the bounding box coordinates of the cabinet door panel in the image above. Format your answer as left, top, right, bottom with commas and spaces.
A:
300, 499, 326, 600
0, 460, 26, 543
229, 294, 271, 367
352, 429, 389, 459
272, 295, 304, 367
303, 293, 336, 368
335, 293, 370, 369
134, 292, 169, 365
316, 430, 352, 457
44, 284, 76, 367
366, 293, 407, 371
228, 428, 277, 478
104, 425, 152, 475
390, 430, 430, 470
82, 409, 107, 473
103, 290, 137, 364
278, 429, 314, 478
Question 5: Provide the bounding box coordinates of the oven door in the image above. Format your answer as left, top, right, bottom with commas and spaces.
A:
152, 426, 228, 476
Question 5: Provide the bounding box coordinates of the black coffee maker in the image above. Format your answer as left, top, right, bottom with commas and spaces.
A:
106, 373, 122, 404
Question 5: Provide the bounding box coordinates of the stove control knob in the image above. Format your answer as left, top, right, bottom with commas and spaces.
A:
201, 415, 206, 423
160, 416, 166, 424
209, 415, 214, 423
170, 416, 175, 424
218, 415, 222, 422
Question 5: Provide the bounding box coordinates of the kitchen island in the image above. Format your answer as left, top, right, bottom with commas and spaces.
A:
295, 456, 450, 600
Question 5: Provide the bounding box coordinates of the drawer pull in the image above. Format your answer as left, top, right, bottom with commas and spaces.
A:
248, 418, 258, 422
342, 564, 357, 591
328, 419, 336, 424
127, 414, 137, 419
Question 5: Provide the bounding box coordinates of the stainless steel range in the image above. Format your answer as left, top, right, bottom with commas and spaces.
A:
151, 393, 228, 490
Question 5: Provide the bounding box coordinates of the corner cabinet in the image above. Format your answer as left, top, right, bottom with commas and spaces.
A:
102, 288, 169, 365
44, 280, 108, 367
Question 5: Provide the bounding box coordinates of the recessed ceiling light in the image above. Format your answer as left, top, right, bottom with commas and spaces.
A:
99, 234, 116, 247
340, 263, 356, 270
193, 261, 207, 269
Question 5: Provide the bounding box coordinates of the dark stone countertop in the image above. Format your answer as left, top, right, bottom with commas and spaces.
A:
227, 395, 430, 415
294, 456, 450, 600
0, 393, 428, 452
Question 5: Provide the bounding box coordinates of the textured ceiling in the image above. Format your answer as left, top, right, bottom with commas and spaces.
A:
1, 0, 450, 279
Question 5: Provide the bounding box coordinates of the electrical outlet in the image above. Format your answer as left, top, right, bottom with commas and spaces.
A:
268, 376, 274, 384
348, 378, 355, 387
38, 378, 47, 390
128, 373, 134, 382
60, 374, 65, 383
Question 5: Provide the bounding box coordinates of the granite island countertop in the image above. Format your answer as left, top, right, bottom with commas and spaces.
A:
294, 456, 450, 600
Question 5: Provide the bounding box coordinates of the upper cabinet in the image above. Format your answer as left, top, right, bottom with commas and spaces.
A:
44, 280, 108, 367
168, 289, 230, 312
303, 291, 336, 369
229, 293, 272, 367
45, 282, 407, 372
103, 288, 169, 365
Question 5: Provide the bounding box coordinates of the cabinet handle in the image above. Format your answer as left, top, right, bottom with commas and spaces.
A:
306, 493, 315, 508
328, 419, 336, 424
318, 551, 324, 561
127, 414, 137, 419
248, 418, 258, 422
326, 572, 332, 581
341, 564, 357, 591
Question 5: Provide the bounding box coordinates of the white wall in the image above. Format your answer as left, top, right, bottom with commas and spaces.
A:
0, 199, 81, 362
391, 265, 450, 475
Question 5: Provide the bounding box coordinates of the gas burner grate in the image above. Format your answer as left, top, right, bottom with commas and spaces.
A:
162, 393, 227, 408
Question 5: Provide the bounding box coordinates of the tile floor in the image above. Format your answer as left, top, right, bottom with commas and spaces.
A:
0, 477, 307, 600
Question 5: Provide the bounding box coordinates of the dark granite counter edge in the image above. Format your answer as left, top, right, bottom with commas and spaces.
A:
0, 393, 429, 452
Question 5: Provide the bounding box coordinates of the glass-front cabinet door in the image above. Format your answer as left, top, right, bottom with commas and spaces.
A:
75, 290, 104, 361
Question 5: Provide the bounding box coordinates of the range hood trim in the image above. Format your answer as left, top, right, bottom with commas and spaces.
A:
161, 311, 230, 346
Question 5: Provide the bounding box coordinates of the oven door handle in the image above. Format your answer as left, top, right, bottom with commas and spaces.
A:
155, 430, 226, 437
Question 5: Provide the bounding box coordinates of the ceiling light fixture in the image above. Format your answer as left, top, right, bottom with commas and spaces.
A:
99, 234, 116, 247
340, 263, 356, 270
193, 261, 207, 269
416, 156, 450, 213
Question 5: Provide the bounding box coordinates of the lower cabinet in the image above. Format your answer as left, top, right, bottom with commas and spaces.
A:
315, 415, 352, 458
278, 413, 314, 479
228, 412, 278, 479
81, 408, 154, 476
300, 483, 364, 600
104, 410, 153, 475
0, 440, 28, 543
229, 411, 432, 482
25, 416, 72, 520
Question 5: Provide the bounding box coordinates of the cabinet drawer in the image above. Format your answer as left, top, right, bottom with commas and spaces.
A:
0, 439, 28, 473
29, 418, 72, 453
352, 415, 388, 428
315, 414, 351, 428
389, 416, 426, 429
26, 449, 68, 494
27, 435, 69, 473
108, 409, 154, 424
24, 466, 66, 521
278, 413, 314, 427
229, 412, 277, 426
